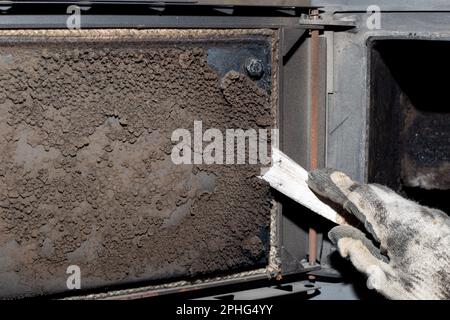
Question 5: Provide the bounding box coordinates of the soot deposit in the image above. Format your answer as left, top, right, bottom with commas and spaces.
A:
0, 31, 276, 298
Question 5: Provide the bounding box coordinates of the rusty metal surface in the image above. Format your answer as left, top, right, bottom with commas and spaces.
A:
308, 9, 320, 271
0, 29, 279, 298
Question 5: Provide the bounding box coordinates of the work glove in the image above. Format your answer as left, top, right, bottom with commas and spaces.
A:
307, 169, 450, 300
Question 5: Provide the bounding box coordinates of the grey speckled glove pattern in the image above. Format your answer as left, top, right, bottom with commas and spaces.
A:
308, 169, 450, 300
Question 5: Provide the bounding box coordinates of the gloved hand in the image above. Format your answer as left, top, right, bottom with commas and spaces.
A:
307, 169, 450, 300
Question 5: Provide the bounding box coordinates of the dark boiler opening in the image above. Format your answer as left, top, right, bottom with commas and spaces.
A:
368, 40, 450, 213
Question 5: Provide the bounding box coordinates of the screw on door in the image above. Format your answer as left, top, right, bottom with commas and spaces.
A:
245, 57, 264, 79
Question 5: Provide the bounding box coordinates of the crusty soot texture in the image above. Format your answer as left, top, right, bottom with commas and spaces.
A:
0, 41, 275, 297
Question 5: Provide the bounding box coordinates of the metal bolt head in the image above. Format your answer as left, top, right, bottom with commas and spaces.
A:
245, 57, 264, 79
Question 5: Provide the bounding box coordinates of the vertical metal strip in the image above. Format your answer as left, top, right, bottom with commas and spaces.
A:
308, 9, 320, 270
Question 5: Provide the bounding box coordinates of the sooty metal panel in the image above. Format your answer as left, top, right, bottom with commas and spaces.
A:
0, 29, 278, 298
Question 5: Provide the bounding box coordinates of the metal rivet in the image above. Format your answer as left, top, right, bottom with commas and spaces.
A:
245, 57, 264, 79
